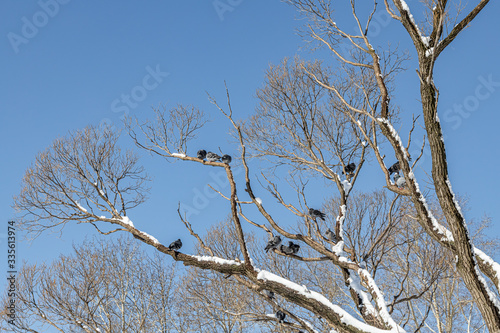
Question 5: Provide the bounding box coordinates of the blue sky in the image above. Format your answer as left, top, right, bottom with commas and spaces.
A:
1, 0, 500, 325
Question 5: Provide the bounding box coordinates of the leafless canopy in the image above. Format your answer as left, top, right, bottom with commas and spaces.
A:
10, 1, 499, 332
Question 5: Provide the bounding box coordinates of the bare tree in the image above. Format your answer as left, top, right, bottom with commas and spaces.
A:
11, 1, 500, 332
0, 237, 181, 333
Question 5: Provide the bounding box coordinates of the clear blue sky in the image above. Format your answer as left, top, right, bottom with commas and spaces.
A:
1, 0, 499, 322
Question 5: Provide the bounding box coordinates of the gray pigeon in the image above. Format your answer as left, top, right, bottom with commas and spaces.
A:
394, 173, 406, 189
206, 152, 221, 162
263, 289, 274, 299
280, 244, 294, 255
197, 149, 207, 160
281, 241, 300, 255
168, 239, 182, 251
221, 154, 232, 164
325, 229, 336, 243
276, 310, 286, 323
343, 162, 356, 175
264, 235, 282, 252
388, 161, 400, 175
309, 208, 326, 221
289, 241, 300, 254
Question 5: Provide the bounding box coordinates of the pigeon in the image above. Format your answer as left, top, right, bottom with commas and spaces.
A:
263, 289, 275, 299
289, 241, 300, 254
388, 161, 400, 175
168, 239, 182, 251
206, 152, 221, 162
343, 162, 356, 175
394, 173, 406, 189
325, 228, 336, 243
280, 244, 294, 255
221, 154, 232, 164
197, 149, 207, 160
309, 208, 326, 221
276, 310, 286, 323
264, 235, 282, 252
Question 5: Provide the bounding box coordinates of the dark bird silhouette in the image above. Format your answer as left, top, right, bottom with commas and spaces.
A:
280, 244, 294, 255
263, 289, 274, 299
289, 241, 300, 254
276, 310, 286, 323
325, 229, 337, 243
168, 239, 182, 251
197, 149, 207, 160
388, 161, 400, 175
309, 208, 326, 221
221, 154, 232, 164
264, 235, 282, 252
206, 152, 221, 162
394, 173, 406, 189
343, 162, 356, 175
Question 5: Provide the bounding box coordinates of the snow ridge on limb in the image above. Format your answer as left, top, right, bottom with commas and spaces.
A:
257, 270, 405, 333
475, 248, 500, 293
376, 117, 453, 243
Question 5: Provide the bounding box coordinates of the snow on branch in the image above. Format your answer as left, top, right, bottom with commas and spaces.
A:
257, 270, 405, 333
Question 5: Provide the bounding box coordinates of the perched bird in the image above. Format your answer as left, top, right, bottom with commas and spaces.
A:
289, 241, 300, 254
276, 310, 286, 323
325, 229, 337, 243
309, 208, 326, 221
394, 173, 406, 189
343, 162, 356, 175
264, 235, 282, 252
206, 152, 221, 162
197, 149, 207, 160
388, 161, 400, 175
280, 244, 294, 255
221, 154, 232, 164
168, 239, 182, 251
263, 289, 275, 299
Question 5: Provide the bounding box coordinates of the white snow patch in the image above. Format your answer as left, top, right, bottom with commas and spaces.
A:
341, 180, 352, 193
75, 201, 87, 212
347, 274, 377, 316
362, 141, 367, 146
425, 47, 434, 57
377, 118, 409, 161
336, 205, 347, 239
120, 216, 134, 227
474, 248, 500, 291
257, 270, 405, 333
171, 153, 187, 158
141, 231, 159, 245
255, 197, 263, 205
408, 172, 454, 242
421, 36, 431, 47
475, 265, 500, 310
445, 178, 463, 216
359, 269, 398, 328
398, 0, 427, 46
193, 255, 242, 266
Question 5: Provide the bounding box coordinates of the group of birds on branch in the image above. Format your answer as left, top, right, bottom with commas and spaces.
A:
197, 149, 232, 164
264, 207, 339, 254
388, 161, 406, 189
264, 236, 300, 255
342, 160, 407, 190
166, 150, 233, 260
